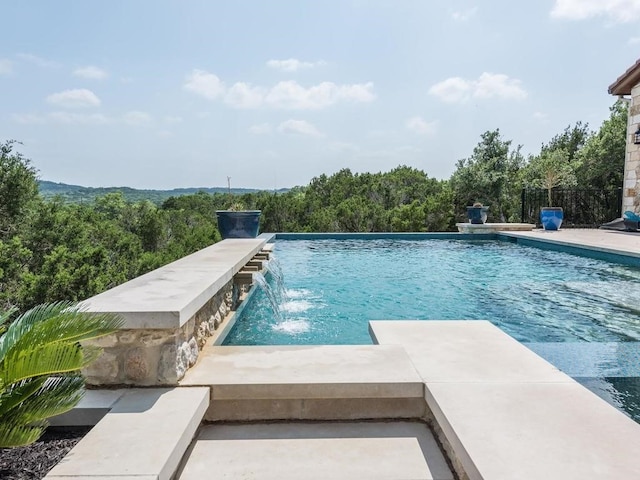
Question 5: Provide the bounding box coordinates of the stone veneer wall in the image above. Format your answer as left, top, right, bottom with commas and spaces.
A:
83, 277, 250, 386
624, 83, 640, 213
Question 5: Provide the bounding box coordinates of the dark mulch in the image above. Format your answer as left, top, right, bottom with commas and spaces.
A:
0, 427, 90, 480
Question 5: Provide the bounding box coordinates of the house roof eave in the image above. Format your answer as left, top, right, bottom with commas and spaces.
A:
609, 58, 640, 96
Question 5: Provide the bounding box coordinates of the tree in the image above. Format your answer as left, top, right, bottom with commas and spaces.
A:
575, 101, 627, 192
524, 149, 577, 206
540, 122, 591, 163
0, 302, 122, 447
0, 141, 39, 238
450, 130, 524, 222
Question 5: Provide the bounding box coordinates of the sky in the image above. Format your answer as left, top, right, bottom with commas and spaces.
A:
1, 0, 640, 190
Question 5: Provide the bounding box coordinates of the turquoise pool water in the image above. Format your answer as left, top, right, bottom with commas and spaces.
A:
224, 239, 640, 421
226, 239, 640, 344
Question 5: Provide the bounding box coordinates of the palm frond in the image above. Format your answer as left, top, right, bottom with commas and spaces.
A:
1, 342, 85, 386
0, 301, 122, 447
0, 303, 122, 363
0, 420, 48, 448
0, 302, 75, 362
0, 377, 46, 417
6, 375, 85, 424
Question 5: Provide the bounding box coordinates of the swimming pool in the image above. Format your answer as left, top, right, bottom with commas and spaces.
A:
224, 238, 640, 421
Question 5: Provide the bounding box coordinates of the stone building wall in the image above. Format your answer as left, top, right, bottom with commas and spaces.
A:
83, 276, 251, 386
624, 83, 640, 213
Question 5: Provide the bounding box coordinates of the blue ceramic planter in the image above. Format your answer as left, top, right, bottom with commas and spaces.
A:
467, 206, 489, 224
216, 210, 261, 239
540, 207, 563, 230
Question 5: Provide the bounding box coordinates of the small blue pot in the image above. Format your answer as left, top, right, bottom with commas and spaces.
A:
216, 210, 261, 239
467, 206, 489, 224
540, 207, 563, 231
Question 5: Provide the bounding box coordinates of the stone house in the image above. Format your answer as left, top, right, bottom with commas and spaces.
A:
609, 58, 640, 214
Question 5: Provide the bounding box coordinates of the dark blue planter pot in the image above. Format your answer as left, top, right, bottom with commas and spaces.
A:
466, 206, 489, 224
540, 207, 563, 231
216, 210, 261, 239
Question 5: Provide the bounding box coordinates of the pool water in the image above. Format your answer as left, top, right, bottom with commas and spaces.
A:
224, 239, 640, 421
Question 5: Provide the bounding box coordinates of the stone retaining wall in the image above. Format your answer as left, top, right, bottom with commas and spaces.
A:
83, 273, 253, 386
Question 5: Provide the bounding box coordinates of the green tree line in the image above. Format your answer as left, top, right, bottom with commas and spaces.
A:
0, 102, 626, 313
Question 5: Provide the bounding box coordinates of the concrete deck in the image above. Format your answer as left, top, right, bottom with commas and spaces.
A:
80, 238, 270, 328
181, 345, 426, 420
177, 422, 453, 480
45, 387, 209, 480
503, 228, 640, 258
370, 320, 640, 480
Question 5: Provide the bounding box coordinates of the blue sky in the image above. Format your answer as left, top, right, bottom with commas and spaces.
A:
1, 0, 639, 190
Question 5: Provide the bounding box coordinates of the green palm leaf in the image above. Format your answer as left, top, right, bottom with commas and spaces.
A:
0, 421, 48, 448
8, 376, 85, 425
0, 302, 122, 448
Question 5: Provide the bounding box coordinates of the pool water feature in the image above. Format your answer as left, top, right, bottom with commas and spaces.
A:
224, 239, 640, 422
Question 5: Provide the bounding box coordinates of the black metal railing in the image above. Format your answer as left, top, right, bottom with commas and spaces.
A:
521, 188, 622, 228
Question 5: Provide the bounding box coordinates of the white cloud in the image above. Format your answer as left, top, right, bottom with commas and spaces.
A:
0, 59, 13, 75
406, 116, 438, 135
46, 89, 101, 108
73, 66, 108, 80
12, 113, 46, 124
429, 73, 527, 103
16, 53, 59, 68
249, 123, 272, 134
533, 111, 548, 120
183, 69, 375, 110
452, 7, 478, 21
267, 58, 327, 72
629, 36, 640, 44
13, 112, 109, 124
550, 0, 640, 23
183, 69, 225, 100
265, 80, 375, 109
428, 77, 472, 103
474, 73, 527, 100
277, 119, 324, 137
225, 82, 265, 108
48, 112, 110, 124
123, 111, 153, 126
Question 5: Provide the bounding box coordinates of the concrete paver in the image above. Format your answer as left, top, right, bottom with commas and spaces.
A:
370, 320, 640, 480
178, 422, 453, 480
427, 381, 640, 480
504, 228, 640, 257
182, 344, 424, 398
45, 387, 209, 480
369, 320, 570, 383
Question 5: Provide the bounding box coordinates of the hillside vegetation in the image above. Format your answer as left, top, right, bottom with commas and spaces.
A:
38, 180, 276, 204
0, 102, 626, 314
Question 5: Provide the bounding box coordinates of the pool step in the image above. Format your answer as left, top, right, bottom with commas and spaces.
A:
370, 320, 640, 480
176, 422, 453, 480
180, 345, 425, 421
45, 387, 209, 480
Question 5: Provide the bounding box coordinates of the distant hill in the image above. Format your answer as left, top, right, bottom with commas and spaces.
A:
38, 180, 287, 204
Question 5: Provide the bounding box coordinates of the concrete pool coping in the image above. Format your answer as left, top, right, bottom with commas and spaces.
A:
80, 234, 275, 329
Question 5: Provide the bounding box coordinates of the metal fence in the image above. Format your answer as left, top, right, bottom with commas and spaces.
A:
520, 188, 622, 228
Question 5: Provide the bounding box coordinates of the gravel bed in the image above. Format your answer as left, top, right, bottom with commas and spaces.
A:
0, 428, 90, 480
